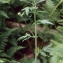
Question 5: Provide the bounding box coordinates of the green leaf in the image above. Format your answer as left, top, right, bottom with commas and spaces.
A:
17, 33, 31, 42
22, 7, 30, 16
43, 43, 52, 52
0, 11, 9, 18
50, 40, 63, 57
57, 20, 63, 25
20, 57, 40, 63
37, 20, 53, 25
10, 60, 20, 63
22, 7, 37, 16
10, 0, 15, 4
0, 59, 4, 63
57, 26, 63, 33
0, 0, 10, 3
0, 50, 3, 52
30, 58, 40, 63
46, 0, 55, 9
0, 28, 18, 49
50, 55, 59, 63
37, 0, 45, 3
40, 51, 47, 56
7, 46, 24, 57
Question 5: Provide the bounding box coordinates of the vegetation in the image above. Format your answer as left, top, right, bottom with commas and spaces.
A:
0, 0, 63, 63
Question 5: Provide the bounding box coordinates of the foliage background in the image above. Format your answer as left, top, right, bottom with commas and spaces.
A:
0, 0, 63, 63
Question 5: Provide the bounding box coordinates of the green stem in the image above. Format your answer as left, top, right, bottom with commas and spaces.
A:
34, 4, 37, 63
57, 9, 63, 16
35, 12, 37, 63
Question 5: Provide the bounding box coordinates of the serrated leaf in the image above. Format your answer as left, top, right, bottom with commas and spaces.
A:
0, 11, 9, 18
17, 33, 31, 42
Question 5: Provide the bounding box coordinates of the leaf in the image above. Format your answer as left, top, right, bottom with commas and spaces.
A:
37, 0, 45, 3
0, 0, 10, 3
17, 33, 31, 42
0, 53, 10, 58
20, 0, 26, 1
57, 26, 63, 33
46, 0, 55, 9
0, 59, 4, 63
0, 11, 9, 18
43, 43, 53, 52
10, 60, 20, 63
30, 58, 40, 63
7, 46, 24, 57
10, 0, 15, 4
49, 40, 63, 57
20, 57, 40, 63
40, 51, 47, 56
0, 50, 3, 52
22, 7, 37, 16
57, 20, 63, 25
51, 40, 63, 49
0, 28, 18, 49
50, 55, 59, 63
37, 20, 53, 25
22, 7, 30, 16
